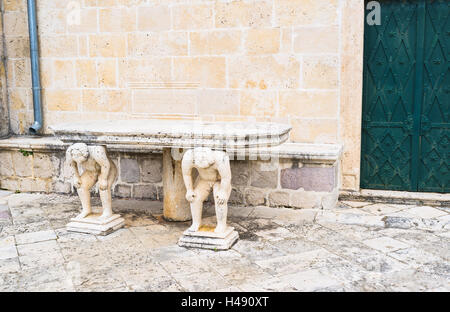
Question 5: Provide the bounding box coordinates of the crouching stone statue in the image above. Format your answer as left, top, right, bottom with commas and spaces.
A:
65, 143, 124, 235
178, 147, 238, 250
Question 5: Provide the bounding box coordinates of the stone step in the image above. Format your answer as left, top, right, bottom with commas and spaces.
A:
340, 189, 450, 208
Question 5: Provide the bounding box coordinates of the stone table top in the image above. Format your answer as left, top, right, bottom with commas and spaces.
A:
49, 119, 291, 149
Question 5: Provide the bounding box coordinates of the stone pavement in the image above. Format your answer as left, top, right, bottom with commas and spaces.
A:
0, 191, 448, 292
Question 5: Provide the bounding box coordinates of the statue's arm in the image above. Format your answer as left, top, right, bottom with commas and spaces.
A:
66, 148, 81, 187
182, 150, 194, 192
92, 146, 110, 190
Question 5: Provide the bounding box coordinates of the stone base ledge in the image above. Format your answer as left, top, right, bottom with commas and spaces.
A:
0, 135, 342, 162
340, 189, 450, 207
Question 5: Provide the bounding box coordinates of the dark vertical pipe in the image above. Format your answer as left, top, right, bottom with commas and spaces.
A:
27, 0, 42, 134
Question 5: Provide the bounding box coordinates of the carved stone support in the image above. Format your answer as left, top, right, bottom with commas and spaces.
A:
162, 148, 191, 221
65, 143, 124, 235
178, 147, 238, 250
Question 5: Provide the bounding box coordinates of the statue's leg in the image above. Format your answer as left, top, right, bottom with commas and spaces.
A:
213, 182, 230, 233
76, 171, 98, 219
187, 178, 211, 232
100, 161, 117, 219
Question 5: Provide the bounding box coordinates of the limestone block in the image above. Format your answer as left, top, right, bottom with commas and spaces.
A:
89, 34, 126, 57
140, 156, 162, 183
133, 185, 158, 200
215, 0, 272, 28
120, 158, 139, 183
53, 181, 72, 194
293, 26, 339, 53
82, 89, 130, 113
302, 56, 339, 89
12, 152, 32, 177
5, 36, 29, 58
250, 162, 278, 189
245, 28, 280, 55
132, 89, 196, 115
19, 178, 48, 193
290, 118, 338, 144
128, 32, 188, 57
33, 153, 59, 179
0, 178, 19, 191
281, 166, 335, 192
279, 90, 339, 119
197, 90, 240, 115
0, 151, 14, 177
97, 59, 117, 87
113, 184, 131, 198
229, 188, 244, 205
190, 30, 241, 55
39, 35, 78, 57
173, 57, 226, 88
137, 5, 171, 31
240, 90, 277, 117
44, 90, 80, 111
76, 60, 97, 88
230, 161, 250, 186
290, 191, 322, 209
229, 55, 300, 89
99, 7, 136, 32
245, 188, 266, 206
269, 191, 290, 207
274, 0, 339, 26
53, 60, 75, 89
172, 4, 214, 30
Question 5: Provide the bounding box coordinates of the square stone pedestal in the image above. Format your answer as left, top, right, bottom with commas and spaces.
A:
66, 213, 125, 236
178, 225, 239, 250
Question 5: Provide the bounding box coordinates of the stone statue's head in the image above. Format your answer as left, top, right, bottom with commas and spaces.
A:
67, 143, 89, 164
192, 147, 215, 169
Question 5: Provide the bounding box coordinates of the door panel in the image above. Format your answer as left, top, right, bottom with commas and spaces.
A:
418, 0, 450, 192
361, 0, 419, 190
361, 0, 450, 193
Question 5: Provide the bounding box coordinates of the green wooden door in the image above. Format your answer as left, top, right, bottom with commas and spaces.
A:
361, 0, 449, 193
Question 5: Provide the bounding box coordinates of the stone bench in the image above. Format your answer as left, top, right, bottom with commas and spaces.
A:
48, 119, 292, 249
0, 123, 343, 248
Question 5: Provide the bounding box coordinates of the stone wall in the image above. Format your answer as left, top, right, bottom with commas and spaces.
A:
1, 0, 364, 191
0, 146, 339, 210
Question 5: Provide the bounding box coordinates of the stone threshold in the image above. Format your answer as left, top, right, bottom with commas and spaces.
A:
340, 189, 450, 207
0, 135, 342, 163
316, 209, 449, 232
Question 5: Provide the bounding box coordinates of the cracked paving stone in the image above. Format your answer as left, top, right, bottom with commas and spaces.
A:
172, 271, 231, 292
232, 239, 286, 262
15, 229, 57, 245
255, 248, 346, 276
363, 236, 410, 253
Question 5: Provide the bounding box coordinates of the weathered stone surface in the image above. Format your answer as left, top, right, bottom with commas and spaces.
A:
245, 188, 266, 206
120, 158, 139, 183
0, 151, 14, 176
114, 184, 131, 198
250, 162, 278, 189
268, 191, 290, 207
133, 185, 157, 200
230, 160, 249, 186
33, 153, 59, 179
229, 188, 244, 205
290, 191, 322, 209
15, 230, 57, 245
281, 166, 335, 192
140, 156, 162, 183
12, 152, 32, 177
